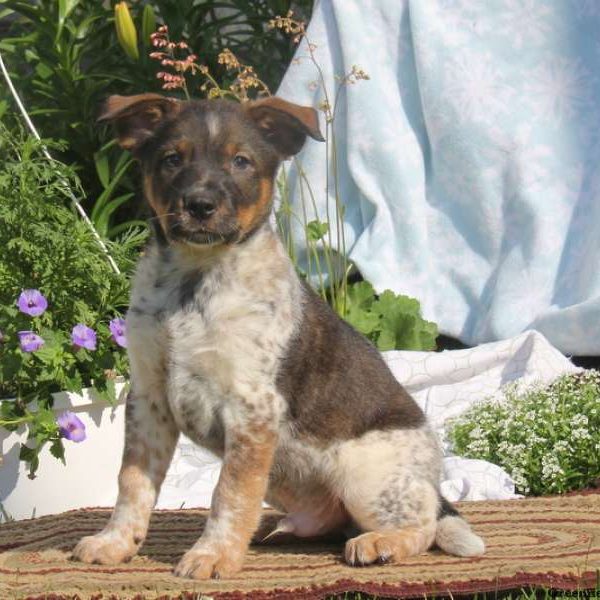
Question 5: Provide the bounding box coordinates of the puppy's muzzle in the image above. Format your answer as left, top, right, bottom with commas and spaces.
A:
182, 180, 224, 221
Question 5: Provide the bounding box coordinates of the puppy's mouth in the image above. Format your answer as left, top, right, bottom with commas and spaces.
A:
167, 216, 239, 246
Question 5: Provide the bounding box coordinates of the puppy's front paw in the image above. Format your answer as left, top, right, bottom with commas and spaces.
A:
174, 542, 244, 579
72, 531, 138, 565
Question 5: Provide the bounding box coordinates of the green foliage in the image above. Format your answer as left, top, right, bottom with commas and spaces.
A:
1, 0, 312, 239
0, 117, 132, 477
306, 219, 329, 242
91, 140, 141, 238
343, 281, 438, 351
448, 371, 600, 495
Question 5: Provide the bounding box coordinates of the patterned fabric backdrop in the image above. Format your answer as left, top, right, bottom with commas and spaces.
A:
277, 0, 600, 355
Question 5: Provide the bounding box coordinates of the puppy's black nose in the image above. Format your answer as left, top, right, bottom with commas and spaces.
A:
183, 194, 216, 220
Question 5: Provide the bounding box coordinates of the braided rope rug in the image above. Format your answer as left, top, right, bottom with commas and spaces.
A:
1, 493, 598, 600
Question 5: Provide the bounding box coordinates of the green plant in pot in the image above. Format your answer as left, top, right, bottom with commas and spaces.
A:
0, 117, 133, 477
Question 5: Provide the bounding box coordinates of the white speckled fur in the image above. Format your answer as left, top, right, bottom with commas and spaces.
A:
131, 226, 298, 439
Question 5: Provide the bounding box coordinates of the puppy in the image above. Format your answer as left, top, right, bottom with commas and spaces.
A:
73, 93, 484, 579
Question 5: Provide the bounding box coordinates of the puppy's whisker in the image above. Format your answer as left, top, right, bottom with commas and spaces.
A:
147, 213, 178, 222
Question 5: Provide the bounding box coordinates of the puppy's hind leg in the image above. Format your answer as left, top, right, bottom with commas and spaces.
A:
342, 477, 439, 566
334, 430, 440, 566
73, 389, 179, 564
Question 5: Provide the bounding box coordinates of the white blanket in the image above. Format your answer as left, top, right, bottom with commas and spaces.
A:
157, 330, 579, 508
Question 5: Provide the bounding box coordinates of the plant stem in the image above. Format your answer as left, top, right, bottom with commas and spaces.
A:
0, 415, 34, 427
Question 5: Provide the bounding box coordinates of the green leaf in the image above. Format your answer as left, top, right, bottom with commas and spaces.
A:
19, 444, 40, 478
0, 401, 25, 432
306, 220, 329, 242
93, 150, 110, 189
372, 291, 420, 319
368, 289, 438, 351
345, 281, 376, 311
419, 320, 439, 351
34, 329, 64, 365
90, 157, 134, 223
94, 377, 117, 406
1, 353, 23, 381
34, 62, 53, 80
377, 312, 416, 351
75, 14, 101, 40
141, 4, 156, 47
95, 193, 135, 237
342, 281, 380, 336
345, 308, 380, 336
57, 0, 80, 40
19, 444, 36, 462
36, 406, 58, 430
63, 372, 83, 394
3, 305, 18, 318
50, 438, 66, 464
107, 219, 147, 238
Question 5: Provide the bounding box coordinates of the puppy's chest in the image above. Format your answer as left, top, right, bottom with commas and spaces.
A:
129, 243, 297, 446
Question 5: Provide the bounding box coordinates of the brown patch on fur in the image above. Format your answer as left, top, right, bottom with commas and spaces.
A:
212, 427, 278, 549
245, 97, 324, 156
276, 281, 426, 444
174, 138, 193, 161
223, 142, 238, 158
174, 426, 278, 579
236, 177, 273, 233
345, 527, 433, 566
143, 173, 171, 235
98, 94, 180, 154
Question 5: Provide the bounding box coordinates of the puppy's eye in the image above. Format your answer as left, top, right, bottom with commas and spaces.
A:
161, 151, 182, 169
232, 154, 252, 170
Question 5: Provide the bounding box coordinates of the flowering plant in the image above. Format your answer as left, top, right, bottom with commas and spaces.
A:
448, 371, 600, 495
0, 120, 131, 477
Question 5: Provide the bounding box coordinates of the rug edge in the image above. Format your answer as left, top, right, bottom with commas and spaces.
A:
18, 569, 599, 600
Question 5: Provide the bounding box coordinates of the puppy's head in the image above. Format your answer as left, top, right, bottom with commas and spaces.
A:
98, 94, 323, 246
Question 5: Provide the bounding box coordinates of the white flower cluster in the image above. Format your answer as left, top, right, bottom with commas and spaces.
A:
541, 454, 564, 483
448, 371, 600, 495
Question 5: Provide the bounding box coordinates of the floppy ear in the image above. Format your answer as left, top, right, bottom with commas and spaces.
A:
245, 97, 324, 157
98, 93, 180, 153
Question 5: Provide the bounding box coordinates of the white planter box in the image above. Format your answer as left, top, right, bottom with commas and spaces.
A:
0, 382, 128, 521
0, 381, 222, 521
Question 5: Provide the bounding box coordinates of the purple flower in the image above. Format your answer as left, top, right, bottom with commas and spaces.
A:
109, 317, 127, 348
18, 331, 44, 352
56, 411, 86, 443
17, 289, 48, 317
71, 324, 97, 351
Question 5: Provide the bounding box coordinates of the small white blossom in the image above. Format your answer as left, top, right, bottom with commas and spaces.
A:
554, 440, 572, 453
541, 454, 564, 482
469, 426, 485, 440
572, 428, 591, 441
571, 414, 589, 427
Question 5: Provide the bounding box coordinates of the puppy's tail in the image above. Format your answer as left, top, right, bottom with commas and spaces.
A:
435, 495, 485, 557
